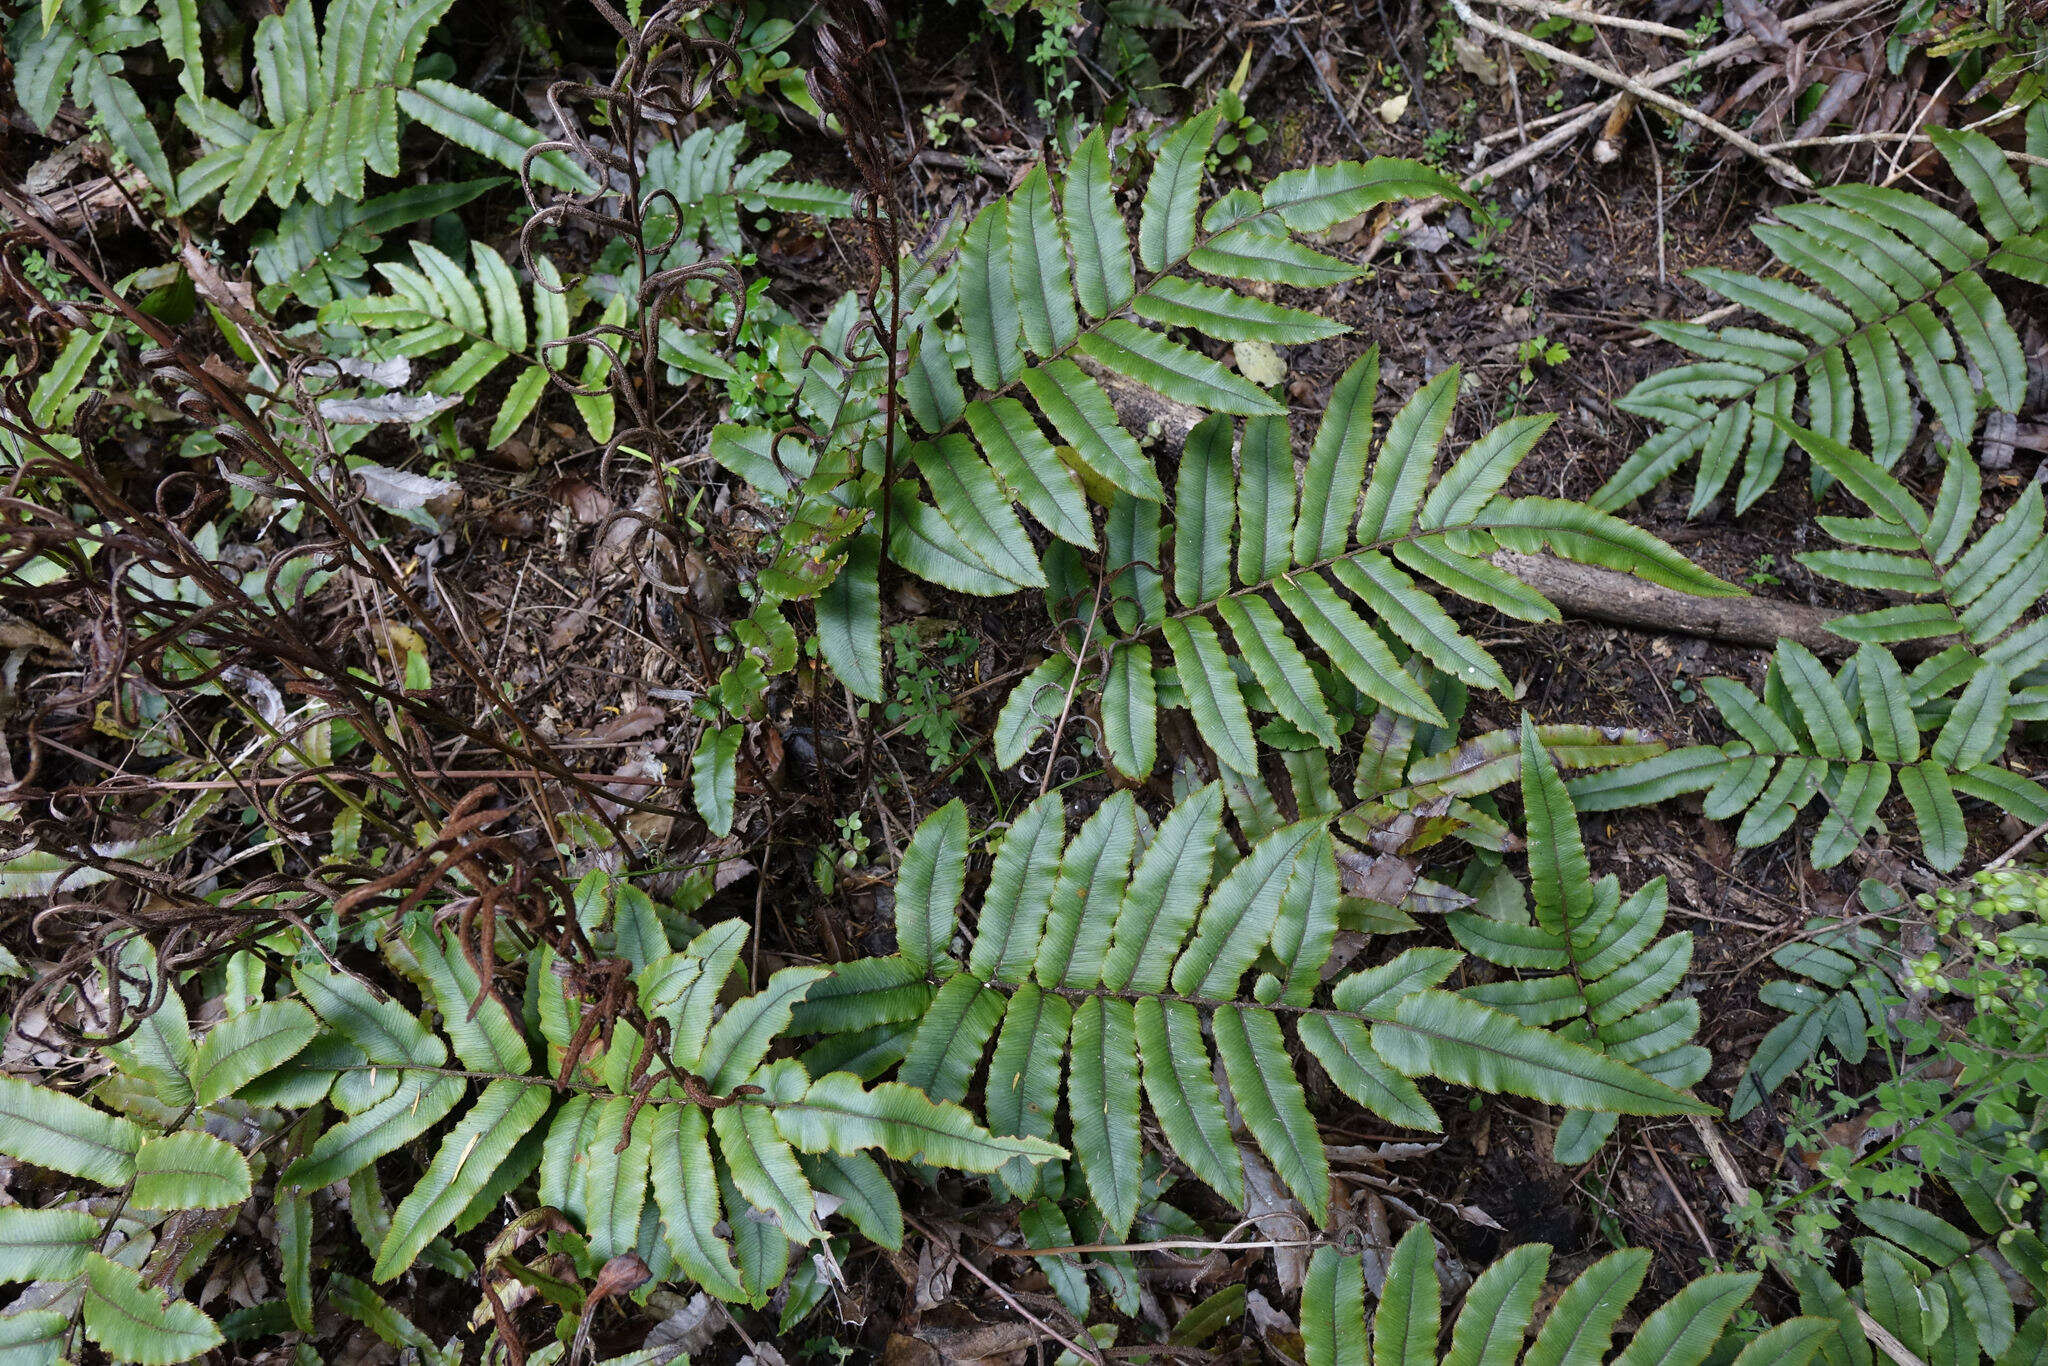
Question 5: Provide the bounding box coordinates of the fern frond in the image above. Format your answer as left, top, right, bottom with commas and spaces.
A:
803, 787, 1709, 1240
643, 123, 855, 261
1595, 128, 2040, 515
1449, 720, 1705, 1162
1771, 421, 2048, 678
1567, 638, 2047, 872
10, 2, 179, 199
770, 113, 1477, 696
251, 178, 501, 309
1788, 1187, 2040, 1366
0, 892, 1054, 1337
1567, 414, 2048, 872
171, 0, 593, 220
319, 243, 614, 447
1301, 1232, 1776, 1366
1722, 882, 1893, 1119
999, 355, 1735, 779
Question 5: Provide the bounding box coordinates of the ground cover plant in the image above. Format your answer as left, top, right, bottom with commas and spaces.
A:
0, 0, 2045, 1362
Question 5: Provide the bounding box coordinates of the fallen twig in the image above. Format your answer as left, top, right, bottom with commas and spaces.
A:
1640, 1136, 1717, 1258
1629, 302, 1741, 346
1275, 0, 1374, 159
1476, 98, 1604, 145
1488, 553, 1891, 658
1761, 125, 2048, 175
906, 1215, 1104, 1366
1988, 818, 2048, 870
1368, 0, 1878, 262
1450, 0, 1814, 187
1685, 1117, 1932, 1366
1483, 0, 1694, 41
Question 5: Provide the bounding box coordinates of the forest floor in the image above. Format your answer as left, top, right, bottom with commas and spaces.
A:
4, 0, 2044, 1359
389, 4, 2045, 1343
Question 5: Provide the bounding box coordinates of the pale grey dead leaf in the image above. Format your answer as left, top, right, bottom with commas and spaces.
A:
308, 356, 413, 388
1725, 0, 1789, 47
1244, 1288, 1295, 1338
217, 664, 285, 728
350, 463, 461, 512
320, 392, 462, 425
1326, 1141, 1443, 1164
1405, 876, 1474, 916
643, 1290, 720, 1362
1241, 1149, 1311, 1294
1335, 847, 1418, 906
1401, 224, 1454, 253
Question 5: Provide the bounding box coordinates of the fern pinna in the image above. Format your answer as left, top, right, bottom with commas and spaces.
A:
994, 352, 1738, 782
1299, 1226, 1824, 1366
796, 756, 1710, 1243
1595, 120, 2048, 516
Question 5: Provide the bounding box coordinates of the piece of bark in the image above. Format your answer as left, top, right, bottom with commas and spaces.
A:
1491, 551, 1882, 658
1085, 360, 1203, 450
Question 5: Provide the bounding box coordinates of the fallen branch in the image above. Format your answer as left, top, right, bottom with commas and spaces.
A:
1759, 102, 2048, 179
1100, 385, 1877, 658
1481, 0, 1694, 41
1491, 551, 1873, 658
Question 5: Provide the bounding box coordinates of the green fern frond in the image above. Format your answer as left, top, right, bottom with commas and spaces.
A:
10, 1, 178, 199
1850, 1200, 2033, 1363
1783, 1186, 2043, 1366
251, 178, 502, 309
1568, 415, 2044, 872
171, 0, 594, 221
1301, 1229, 1782, 1366
1596, 124, 2046, 516
887, 128, 1384, 588
643, 124, 855, 263
0, 899, 1052, 1342
1772, 420, 2048, 677
801, 786, 1709, 1240
1726, 884, 1898, 1119
319, 242, 616, 447
1566, 637, 2047, 872
999, 356, 1736, 780
760, 113, 1476, 698
1449, 720, 1705, 1162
